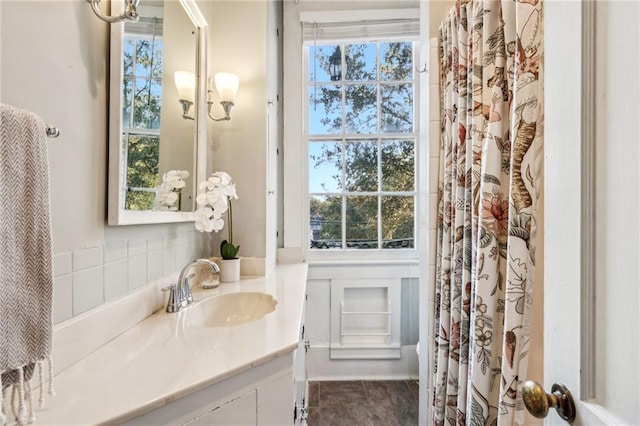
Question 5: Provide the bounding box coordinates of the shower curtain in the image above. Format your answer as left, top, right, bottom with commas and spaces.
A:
432, 0, 543, 425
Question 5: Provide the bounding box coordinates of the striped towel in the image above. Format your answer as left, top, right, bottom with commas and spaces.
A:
0, 104, 55, 425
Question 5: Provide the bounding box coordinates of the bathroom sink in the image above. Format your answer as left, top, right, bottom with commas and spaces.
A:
188, 292, 277, 327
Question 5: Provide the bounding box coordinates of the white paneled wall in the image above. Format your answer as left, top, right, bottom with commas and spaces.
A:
329, 279, 402, 359
427, 39, 440, 274
419, 38, 441, 354
418, 36, 442, 424
306, 262, 420, 379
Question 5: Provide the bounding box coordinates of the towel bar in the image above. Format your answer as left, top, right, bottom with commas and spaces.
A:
46, 125, 60, 138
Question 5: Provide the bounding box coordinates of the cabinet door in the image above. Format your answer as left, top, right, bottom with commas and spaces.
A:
183, 390, 257, 426
294, 323, 307, 423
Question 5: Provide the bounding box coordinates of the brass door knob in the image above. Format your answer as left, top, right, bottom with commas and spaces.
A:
521, 381, 576, 423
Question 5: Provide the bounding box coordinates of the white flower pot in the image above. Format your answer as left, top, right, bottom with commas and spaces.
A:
219, 258, 241, 282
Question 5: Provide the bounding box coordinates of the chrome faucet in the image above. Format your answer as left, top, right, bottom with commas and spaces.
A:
163, 258, 220, 313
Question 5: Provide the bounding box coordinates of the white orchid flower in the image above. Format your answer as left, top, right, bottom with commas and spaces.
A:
195, 219, 213, 232
210, 217, 225, 232
154, 170, 190, 210
222, 183, 238, 199
207, 175, 222, 189
212, 208, 224, 219
170, 179, 186, 189
196, 192, 207, 205
212, 171, 232, 185
210, 197, 228, 212
162, 170, 189, 190
194, 208, 214, 232
206, 188, 229, 210
166, 192, 179, 205
193, 171, 238, 236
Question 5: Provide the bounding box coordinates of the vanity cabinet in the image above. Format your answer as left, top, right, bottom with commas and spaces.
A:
293, 296, 308, 424
124, 352, 299, 425
183, 391, 257, 426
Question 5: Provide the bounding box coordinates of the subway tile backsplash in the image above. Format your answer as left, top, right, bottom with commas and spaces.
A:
53, 274, 73, 324
147, 249, 164, 283
52, 230, 209, 325
104, 242, 127, 263
104, 258, 128, 302
72, 266, 104, 315
53, 252, 72, 277
128, 253, 148, 291
72, 246, 103, 271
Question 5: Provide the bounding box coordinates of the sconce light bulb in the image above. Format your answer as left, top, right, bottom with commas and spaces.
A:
175, 71, 196, 103
214, 72, 239, 103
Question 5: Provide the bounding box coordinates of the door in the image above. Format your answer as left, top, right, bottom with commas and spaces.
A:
542, 0, 639, 424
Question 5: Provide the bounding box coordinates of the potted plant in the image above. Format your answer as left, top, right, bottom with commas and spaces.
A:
194, 171, 241, 282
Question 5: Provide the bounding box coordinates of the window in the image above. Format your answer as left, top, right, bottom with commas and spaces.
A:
306, 40, 416, 251
121, 26, 163, 210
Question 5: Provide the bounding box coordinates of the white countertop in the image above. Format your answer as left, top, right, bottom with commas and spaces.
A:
36, 263, 308, 426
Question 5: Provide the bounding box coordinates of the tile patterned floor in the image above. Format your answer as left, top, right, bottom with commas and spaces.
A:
306, 380, 419, 426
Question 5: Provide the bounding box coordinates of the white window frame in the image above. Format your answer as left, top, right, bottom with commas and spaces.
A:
282, 7, 423, 262
121, 33, 164, 204
304, 39, 419, 258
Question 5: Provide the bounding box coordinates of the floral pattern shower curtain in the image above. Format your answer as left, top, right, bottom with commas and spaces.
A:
432, 0, 543, 425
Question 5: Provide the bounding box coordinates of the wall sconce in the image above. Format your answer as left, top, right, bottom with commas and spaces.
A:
87, 0, 140, 23
175, 71, 196, 121
207, 72, 239, 122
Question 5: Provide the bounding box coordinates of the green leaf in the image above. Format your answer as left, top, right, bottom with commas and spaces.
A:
220, 240, 240, 259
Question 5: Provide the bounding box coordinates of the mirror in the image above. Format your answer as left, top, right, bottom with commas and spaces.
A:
107, 0, 208, 225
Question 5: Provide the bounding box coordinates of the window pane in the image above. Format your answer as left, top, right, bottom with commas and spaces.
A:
309, 85, 342, 134
134, 78, 162, 129
123, 38, 135, 76
152, 39, 163, 78
134, 39, 154, 76
380, 42, 413, 81
306, 40, 416, 254
346, 196, 378, 249
381, 140, 415, 191
309, 45, 336, 83
345, 43, 376, 81
148, 79, 162, 128
380, 84, 413, 133
345, 140, 377, 192
381, 196, 414, 248
309, 141, 342, 193
310, 195, 342, 249
125, 190, 155, 212
122, 77, 133, 127
125, 134, 160, 211
345, 84, 377, 134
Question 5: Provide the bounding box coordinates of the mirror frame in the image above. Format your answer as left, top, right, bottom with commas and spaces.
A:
107, 0, 208, 225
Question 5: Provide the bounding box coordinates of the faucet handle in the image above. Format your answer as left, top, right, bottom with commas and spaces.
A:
161, 284, 176, 292
162, 284, 182, 313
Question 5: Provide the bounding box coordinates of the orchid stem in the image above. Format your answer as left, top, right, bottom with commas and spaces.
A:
228, 200, 233, 246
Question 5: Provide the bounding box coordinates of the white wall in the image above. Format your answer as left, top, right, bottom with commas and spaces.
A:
0, 1, 211, 323
0, 0, 280, 324
159, 1, 198, 211
428, 0, 450, 38
206, 1, 270, 263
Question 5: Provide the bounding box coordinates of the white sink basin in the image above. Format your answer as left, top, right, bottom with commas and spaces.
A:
188, 292, 277, 327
